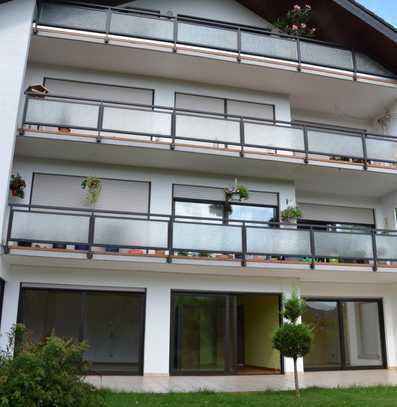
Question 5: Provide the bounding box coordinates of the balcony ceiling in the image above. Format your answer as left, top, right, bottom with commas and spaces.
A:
29, 35, 397, 121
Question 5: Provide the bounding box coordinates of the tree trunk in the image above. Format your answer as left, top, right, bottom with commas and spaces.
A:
293, 357, 300, 398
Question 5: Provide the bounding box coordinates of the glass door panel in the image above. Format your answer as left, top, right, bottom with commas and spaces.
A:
173, 293, 227, 373
342, 301, 383, 367
303, 301, 342, 369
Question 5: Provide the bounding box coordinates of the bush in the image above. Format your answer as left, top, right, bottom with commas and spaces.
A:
0, 324, 103, 407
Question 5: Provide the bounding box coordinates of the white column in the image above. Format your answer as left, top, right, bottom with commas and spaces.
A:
0, 278, 20, 349
143, 285, 171, 375
0, 0, 35, 250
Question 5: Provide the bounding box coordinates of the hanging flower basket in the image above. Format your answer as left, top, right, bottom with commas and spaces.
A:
224, 179, 249, 212
81, 176, 102, 206
281, 206, 303, 223
9, 173, 26, 199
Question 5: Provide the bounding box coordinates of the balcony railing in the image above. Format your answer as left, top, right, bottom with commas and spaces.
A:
20, 93, 397, 169
6, 204, 397, 271
34, 0, 395, 80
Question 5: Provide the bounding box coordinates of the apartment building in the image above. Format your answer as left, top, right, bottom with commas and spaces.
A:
0, 0, 397, 379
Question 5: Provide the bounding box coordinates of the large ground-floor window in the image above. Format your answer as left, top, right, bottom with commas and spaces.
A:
18, 287, 146, 375
303, 299, 386, 370
170, 291, 282, 375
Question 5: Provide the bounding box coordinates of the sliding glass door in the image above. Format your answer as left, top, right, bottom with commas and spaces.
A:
303, 299, 386, 370
19, 288, 146, 375
171, 291, 281, 375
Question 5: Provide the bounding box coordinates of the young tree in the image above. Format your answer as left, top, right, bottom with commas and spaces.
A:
272, 291, 313, 398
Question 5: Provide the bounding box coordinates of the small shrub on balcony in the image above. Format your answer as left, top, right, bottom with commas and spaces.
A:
0, 324, 103, 407
281, 206, 303, 222
9, 173, 26, 199
81, 176, 102, 206
275, 4, 317, 38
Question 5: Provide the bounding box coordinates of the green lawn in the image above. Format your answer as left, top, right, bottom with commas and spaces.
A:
102, 386, 397, 406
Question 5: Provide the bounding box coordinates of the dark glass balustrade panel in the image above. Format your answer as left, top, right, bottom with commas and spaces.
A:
38, 2, 107, 32
178, 22, 238, 51
365, 136, 397, 163
300, 41, 354, 71
307, 129, 364, 159
110, 12, 174, 41
11, 211, 90, 244
173, 222, 242, 253
25, 98, 100, 130
355, 53, 394, 78
313, 230, 373, 259
241, 31, 298, 61
94, 217, 168, 249
246, 227, 311, 257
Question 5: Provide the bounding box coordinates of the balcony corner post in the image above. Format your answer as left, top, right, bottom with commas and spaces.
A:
237, 28, 242, 62
173, 16, 178, 53
371, 230, 378, 272
104, 8, 112, 44
303, 126, 309, 164
362, 132, 368, 170
296, 37, 302, 72
241, 224, 247, 267
87, 212, 95, 260
170, 111, 176, 150
239, 118, 245, 158
309, 228, 316, 270
167, 219, 174, 263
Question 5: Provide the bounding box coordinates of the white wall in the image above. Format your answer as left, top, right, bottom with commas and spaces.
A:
122, 0, 272, 28
0, 0, 35, 277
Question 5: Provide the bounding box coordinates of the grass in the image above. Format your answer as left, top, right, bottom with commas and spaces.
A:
101, 386, 397, 406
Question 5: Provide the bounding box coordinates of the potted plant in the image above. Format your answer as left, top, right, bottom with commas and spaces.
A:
274, 4, 317, 38
81, 176, 102, 206
224, 178, 249, 212
9, 174, 26, 199
281, 206, 303, 223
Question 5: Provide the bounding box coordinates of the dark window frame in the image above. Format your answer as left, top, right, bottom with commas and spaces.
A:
17, 286, 147, 376
174, 92, 276, 121
0, 278, 5, 329
303, 297, 387, 371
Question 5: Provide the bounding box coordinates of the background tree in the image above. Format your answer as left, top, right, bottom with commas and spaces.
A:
272, 291, 313, 398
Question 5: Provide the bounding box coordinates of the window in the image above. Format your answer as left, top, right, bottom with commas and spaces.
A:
175, 92, 275, 121
19, 287, 146, 374
303, 299, 386, 370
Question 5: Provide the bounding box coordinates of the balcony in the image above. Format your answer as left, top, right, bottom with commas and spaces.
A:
19, 93, 397, 174
32, 0, 396, 88
5, 204, 397, 282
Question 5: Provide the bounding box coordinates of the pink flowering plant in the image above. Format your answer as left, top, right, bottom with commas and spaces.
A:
275, 4, 317, 37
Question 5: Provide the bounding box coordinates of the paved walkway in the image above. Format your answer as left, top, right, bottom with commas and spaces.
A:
87, 369, 397, 393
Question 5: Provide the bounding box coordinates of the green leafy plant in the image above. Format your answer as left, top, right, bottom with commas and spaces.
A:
81, 176, 102, 206
281, 206, 303, 222
272, 291, 313, 398
275, 4, 317, 38
0, 324, 103, 407
9, 173, 26, 199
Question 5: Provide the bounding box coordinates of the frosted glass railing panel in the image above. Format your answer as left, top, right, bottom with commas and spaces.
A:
246, 227, 311, 256
102, 107, 172, 136
173, 223, 242, 252
356, 53, 393, 77
11, 212, 89, 243
94, 218, 168, 248
241, 32, 298, 60
366, 137, 397, 162
244, 123, 305, 150
110, 12, 174, 41
39, 2, 107, 32
314, 231, 373, 259
375, 234, 397, 260
300, 41, 354, 71
308, 130, 363, 158
26, 99, 99, 129
176, 115, 240, 144
178, 22, 238, 50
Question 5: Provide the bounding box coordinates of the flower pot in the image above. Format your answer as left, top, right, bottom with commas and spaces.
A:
11, 189, 17, 197
53, 243, 67, 250
18, 240, 32, 248
58, 127, 71, 133
75, 244, 89, 251
105, 245, 119, 253
128, 249, 145, 255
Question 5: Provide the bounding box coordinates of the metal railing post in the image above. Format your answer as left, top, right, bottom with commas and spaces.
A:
303, 125, 309, 164
33, 1, 40, 34
361, 132, 368, 170
296, 37, 302, 72
87, 213, 95, 259
237, 27, 242, 62
240, 118, 245, 157
167, 218, 174, 263
104, 7, 112, 44
173, 16, 178, 52
170, 111, 176, 150
96, 102, 104, 143
309, 228, 316, 269
3, 208, 14, 254
371, 230, 378, 271
352, 50, 358, 81
19, 97, 29, 136
241, 223, 247, 267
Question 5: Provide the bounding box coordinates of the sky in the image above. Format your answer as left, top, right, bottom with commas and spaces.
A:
357, 0, 397, 28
